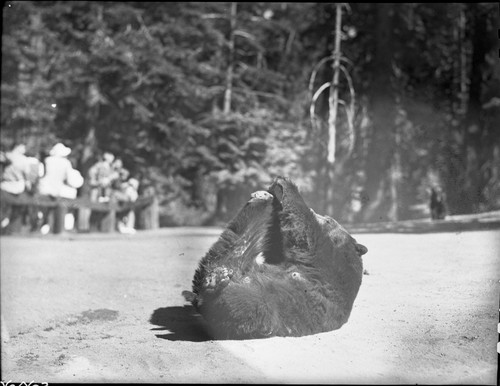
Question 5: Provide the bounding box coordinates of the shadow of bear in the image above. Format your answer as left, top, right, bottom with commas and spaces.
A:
150, 305, 212, 342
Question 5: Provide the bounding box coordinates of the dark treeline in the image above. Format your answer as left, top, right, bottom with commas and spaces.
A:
1, 2, 499, 225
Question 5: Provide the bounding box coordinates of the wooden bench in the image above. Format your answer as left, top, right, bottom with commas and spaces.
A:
0, 190, 159, 234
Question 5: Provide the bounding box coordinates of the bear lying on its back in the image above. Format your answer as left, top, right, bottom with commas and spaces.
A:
182, 177, 368, 339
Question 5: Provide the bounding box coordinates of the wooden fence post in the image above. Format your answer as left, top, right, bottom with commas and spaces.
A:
150, 195, 159, 229
77, 207, 91, 232
140, 196, 159, 230
100, 197, 116, 232
9, 205, 24, 233
53, 201, 67, 234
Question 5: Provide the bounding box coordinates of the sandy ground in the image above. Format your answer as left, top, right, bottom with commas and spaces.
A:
0, 225, 499, 384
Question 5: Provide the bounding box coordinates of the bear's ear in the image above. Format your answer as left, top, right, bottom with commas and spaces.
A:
182, 290, 197, 302
355, 243, 368, 256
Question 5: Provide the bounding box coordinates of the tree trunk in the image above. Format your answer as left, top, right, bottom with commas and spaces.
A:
444, 4, 468, 215
79, 83, 100, 193
461, 4, 490, 213
323, 4, 343, 216
388, 122, 401, 221
360, 4, 397, 223
223, 2, 237, 114
327, 3, 343, 165
78, 4, 105, 187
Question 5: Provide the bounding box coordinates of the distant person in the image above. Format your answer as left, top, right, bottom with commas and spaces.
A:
0, 143, 31, 195
37, 143, 84, 234
25, 154, 45, 194
38, 143, 83, 199
110, 157, 129, 192
430, 186, 446, 220
22, 152, 45, 232
88, 151, 116, 202
116, 177, 140, 234
0, 143, 34, 232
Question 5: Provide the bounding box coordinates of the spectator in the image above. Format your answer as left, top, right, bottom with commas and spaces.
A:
25, 155, 45, 194
0, 143, 34, 232
116, 177, 140, 234
87, 151, 116, 202
112, 158, 127, 179
38, 143, 84, 234
110, 157, 129, 192
0, 143, 31, 195
38, 143, 83, 199
24, 154, 45, 232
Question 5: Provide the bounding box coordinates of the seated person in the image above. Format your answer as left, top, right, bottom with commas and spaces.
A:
0, 143, 30, 195
38, 143, 83, 199
0, 143, 43, 233
37, 143, 84, 234
115, 177, 139, 234
87, 151, 116, 202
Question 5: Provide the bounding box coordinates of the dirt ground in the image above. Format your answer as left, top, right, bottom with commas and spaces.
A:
1, 224, 499, 384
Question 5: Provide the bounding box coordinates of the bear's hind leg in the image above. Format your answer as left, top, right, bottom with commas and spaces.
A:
268, 177, 321, 259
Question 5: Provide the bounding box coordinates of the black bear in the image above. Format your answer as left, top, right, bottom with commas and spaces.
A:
430, 186, 446, 220
182, 177, 368, 339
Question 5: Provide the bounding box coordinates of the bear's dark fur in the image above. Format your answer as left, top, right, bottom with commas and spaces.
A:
183, 177, 368, 339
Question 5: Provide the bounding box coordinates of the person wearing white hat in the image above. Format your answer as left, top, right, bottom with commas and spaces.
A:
37, 143, 85, 234
38, 143, 83, 199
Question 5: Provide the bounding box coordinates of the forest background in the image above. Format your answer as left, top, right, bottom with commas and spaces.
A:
1, 2, 499, 226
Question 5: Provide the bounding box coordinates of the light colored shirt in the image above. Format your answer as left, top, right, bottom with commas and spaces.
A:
1, 151, 30, 182
88, 161, 115, 187
38, 156, 75, 198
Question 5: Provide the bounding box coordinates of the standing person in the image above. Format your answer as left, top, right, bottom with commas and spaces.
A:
87, 151, 115, 202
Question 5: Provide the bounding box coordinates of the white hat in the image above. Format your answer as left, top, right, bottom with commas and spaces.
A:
49, 143, 71, 157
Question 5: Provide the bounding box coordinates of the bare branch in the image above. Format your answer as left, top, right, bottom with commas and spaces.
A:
310, 82, 331, 132
234, 29, 264, 52
339, 55, 354, 68
312, 82, 331, 104
309, 55, 353, 96
309, 56, 332, 95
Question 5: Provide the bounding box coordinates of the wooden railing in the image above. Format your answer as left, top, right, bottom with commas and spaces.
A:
0, 190, 159, 234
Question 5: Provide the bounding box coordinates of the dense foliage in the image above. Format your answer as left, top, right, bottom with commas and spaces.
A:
2, 2, 499, 224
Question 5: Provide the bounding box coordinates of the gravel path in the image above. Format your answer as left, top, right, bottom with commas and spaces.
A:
1, 226, 498, 383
